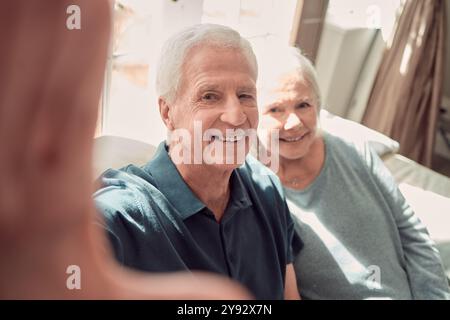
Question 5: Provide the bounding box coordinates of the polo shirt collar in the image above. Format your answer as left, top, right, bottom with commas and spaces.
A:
143, 142, 205, 220
143, 141, 253, 219
228, 167, 252, 210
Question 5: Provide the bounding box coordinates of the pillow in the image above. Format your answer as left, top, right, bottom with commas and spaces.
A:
320, 109, 400, 157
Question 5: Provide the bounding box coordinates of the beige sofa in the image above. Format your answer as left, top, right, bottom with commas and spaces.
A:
93, 132, 450, 280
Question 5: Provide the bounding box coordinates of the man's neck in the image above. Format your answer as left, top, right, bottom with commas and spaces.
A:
169, 149, 233, 221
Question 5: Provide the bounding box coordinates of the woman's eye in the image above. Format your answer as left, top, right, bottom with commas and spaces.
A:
268, 107, 282, 113
296, 102, 310, 109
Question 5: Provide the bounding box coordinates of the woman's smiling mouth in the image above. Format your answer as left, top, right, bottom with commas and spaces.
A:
280, 132, 309, 142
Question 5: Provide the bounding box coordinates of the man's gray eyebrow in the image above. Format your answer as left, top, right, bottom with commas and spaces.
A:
238, 86, 256, 93
195, 84, 256, 93
196, 84, 221, 92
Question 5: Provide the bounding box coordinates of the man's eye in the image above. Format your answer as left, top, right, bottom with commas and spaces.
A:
238, 94, 254, 100
296, 102, 310, 109
202, 93, 218, 101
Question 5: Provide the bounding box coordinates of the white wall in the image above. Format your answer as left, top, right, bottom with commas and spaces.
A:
315, 21, 380, 120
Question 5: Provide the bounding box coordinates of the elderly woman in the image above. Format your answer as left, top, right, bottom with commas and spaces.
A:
255, 46, 450, 299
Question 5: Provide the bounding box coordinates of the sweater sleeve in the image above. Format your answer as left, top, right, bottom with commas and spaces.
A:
362, 143, 450, 299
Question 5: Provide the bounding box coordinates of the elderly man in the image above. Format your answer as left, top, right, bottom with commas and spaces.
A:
94, 24, 301, 300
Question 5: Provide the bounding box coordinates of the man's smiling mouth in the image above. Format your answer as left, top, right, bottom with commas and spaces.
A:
207, 130, 247, 143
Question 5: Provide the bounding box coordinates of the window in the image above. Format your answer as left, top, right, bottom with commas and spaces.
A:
100, 0, 298, 146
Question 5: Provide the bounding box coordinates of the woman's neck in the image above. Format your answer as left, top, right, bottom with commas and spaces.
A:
278, 136, 325, 190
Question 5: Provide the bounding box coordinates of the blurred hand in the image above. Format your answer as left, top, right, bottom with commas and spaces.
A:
0, 0, 251, 299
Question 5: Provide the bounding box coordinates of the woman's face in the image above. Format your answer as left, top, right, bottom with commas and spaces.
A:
258, 72, 319, 160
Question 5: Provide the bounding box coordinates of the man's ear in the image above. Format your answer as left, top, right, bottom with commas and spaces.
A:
158, 97, 175, 130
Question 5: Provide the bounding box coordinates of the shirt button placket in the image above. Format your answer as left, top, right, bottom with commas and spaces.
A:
221, 221, 234, 276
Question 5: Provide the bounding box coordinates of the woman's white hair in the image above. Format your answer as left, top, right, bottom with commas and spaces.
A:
256, 45, 321, 108
156, 24, 258, 104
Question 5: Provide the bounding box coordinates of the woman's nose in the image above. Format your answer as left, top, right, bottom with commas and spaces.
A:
284, 113, 302, 130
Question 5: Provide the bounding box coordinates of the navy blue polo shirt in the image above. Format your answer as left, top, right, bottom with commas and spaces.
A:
94, 142, 300, 299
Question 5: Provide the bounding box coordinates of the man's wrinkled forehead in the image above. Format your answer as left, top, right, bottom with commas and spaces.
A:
180, 45, 257, 90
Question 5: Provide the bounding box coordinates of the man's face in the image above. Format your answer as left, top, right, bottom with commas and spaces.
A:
167, 45, 258, 169
258, 72, 319, 160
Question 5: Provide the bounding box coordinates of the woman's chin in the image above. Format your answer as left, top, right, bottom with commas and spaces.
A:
279, 146, 309, 160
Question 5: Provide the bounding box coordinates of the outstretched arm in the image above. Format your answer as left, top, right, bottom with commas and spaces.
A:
0, 0, 251, 299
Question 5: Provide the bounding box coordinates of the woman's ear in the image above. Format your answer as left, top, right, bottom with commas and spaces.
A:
158, 97, 174, 130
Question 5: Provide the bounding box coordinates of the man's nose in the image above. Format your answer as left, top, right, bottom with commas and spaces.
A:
220, 97, 247, 126
284, 112, 302, 130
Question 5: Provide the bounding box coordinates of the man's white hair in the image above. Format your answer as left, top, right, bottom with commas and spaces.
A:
256, 45, 321, 108
156, 24, 258, 104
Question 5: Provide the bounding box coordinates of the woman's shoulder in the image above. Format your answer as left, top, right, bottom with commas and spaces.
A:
323, 131, 373, 167
323, 130, 364, 150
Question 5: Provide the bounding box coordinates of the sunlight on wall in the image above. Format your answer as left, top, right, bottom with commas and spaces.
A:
202, 0, 297, 44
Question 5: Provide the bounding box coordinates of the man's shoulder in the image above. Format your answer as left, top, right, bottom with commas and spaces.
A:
97, 163, 153, 184
94, 164, 162, 226
94, 164, 154, 201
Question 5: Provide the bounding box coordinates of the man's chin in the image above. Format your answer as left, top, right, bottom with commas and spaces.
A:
205, 163, 242, 173
202, 154, 248, 169
201, 142, 249, 167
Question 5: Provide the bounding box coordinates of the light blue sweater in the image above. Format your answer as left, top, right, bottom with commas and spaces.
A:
286, 133, 450, 300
